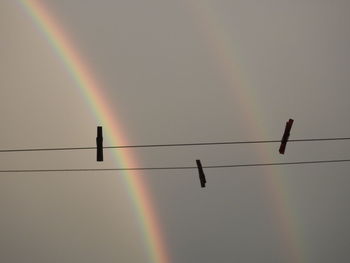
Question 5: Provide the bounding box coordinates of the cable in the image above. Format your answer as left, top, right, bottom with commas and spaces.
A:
0, 158, 349, 173
0, 137, 350, 153
0, 146, 95, 153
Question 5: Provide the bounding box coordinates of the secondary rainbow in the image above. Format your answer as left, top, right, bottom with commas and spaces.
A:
186, 1, 304, 262
18, 1, 170, 263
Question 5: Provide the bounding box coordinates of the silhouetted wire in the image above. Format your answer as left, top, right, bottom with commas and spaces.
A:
0, 158, 349, 173
0, 137, 350, 153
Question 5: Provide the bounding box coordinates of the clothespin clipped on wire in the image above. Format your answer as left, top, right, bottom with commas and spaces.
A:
279, 119, 294, 154
196, 159, 206, 188
96, 126, 104, 161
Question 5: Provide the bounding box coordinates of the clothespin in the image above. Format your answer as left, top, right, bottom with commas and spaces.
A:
196, 159, 206, 188
279, 119, 294, 154
96, 126, 103, 161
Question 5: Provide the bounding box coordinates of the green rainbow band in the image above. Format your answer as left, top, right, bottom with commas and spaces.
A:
18, 1, 169, 263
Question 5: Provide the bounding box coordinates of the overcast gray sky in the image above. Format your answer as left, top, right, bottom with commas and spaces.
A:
1, 0, 350, 262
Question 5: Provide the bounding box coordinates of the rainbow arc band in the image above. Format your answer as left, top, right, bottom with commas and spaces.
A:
18, 1, 170, 263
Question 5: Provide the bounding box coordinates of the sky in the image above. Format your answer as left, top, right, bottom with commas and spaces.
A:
1, 0, 350, 262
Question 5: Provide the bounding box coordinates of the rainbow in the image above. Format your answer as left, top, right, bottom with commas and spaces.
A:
186, 1, 304, 262
17, 0, 305, 262
18, 1, 169, 263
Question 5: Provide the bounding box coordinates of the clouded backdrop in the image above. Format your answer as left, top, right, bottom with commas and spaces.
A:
1, 0, 350, 262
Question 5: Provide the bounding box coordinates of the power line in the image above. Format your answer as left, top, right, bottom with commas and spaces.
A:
0, 158, 349, 173
0, 137, 350, 153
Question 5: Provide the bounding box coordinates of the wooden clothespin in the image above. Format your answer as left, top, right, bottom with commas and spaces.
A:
196, 159, 206, 188
279, 119, 294, 154
96, 126, 104, 161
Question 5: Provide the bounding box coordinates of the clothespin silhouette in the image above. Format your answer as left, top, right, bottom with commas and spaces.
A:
279, 119, 294, 154
196, 159, 206, 188
96, 126, 104, 161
